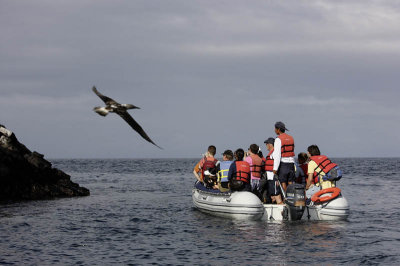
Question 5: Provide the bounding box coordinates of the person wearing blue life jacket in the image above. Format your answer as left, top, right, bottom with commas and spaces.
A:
216, 149, 234, 192
227, 149, 251, 192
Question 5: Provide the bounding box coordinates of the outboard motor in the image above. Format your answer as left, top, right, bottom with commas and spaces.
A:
285, 184, 306, 220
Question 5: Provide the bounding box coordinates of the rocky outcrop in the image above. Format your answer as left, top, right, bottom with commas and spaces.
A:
0, 125, 90, 201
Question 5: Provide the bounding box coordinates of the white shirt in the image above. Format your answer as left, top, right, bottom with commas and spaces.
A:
266, 170, 275, 181
273, 137, 295, 171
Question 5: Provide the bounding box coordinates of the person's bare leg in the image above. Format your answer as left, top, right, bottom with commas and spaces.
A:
274, 195, 284, 204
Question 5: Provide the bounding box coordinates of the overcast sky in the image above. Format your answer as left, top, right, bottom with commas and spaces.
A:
1, 0, 399, 158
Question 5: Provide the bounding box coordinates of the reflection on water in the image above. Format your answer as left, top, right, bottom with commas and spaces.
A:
190, 210, 350, 264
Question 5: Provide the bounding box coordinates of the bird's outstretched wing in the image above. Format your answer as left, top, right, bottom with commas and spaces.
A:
92, 86, 118, 105
117, 110, 163, 149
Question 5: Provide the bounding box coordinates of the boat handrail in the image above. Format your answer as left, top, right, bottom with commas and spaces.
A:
193, 181, 232, 196
194, 188, 232, 197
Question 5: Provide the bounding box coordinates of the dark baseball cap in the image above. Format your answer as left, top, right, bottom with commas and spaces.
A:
275, 121, 289, 131
264, 137, 275, 145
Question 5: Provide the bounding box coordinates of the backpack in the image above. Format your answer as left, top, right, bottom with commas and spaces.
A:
321, 166, 343, 182
202, 158, 217, 176
202, 158, 218, 188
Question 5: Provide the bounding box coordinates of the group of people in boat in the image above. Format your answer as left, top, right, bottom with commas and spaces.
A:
193, 121, 342, 204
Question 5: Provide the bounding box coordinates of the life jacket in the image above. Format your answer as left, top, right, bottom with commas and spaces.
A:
300, 163, 308, 176
294, 163, 307, 184
278, 133, 295, 157
249, 154, 263, 179
264, 149, 274, 172
310, 155, 337, 183
295, 163, 308, 184
232, 161, 250, 183
201, 157, 218, 179
217, 160, 233, 183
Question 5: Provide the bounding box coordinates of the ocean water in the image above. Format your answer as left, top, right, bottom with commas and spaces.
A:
0, 158, 399, 265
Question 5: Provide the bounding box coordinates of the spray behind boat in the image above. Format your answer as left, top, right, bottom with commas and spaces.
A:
285, 184, 306, 220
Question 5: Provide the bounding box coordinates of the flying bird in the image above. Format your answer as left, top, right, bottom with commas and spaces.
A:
92, 86, 162, 149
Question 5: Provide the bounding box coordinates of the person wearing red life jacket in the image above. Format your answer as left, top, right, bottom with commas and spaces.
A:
306, 145, 337, 191
245, 144, 264, 195
261, 137, 283, 204
227, 148, 251, 192
272, 121, 295, 192
294, 152, 309, 184
193, 145, 220, 189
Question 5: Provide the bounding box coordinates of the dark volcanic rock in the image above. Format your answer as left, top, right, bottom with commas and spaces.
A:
0, 125, 90, 201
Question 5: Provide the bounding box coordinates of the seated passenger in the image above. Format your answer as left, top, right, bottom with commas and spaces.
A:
306, 145, 340, 191
245, 144, 264, 196
193, 145, 220, 189
294, 152, 308, 184
227, 149, 251, 192
216, 149, 234, 192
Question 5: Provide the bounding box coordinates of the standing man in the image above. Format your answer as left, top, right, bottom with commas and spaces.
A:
263, 137, 283, 204
272, 121, 295, 192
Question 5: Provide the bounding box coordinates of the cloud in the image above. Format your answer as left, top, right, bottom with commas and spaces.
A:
1, 0, 399, 157
173, 1, 400, 57
0, 93, 92, 110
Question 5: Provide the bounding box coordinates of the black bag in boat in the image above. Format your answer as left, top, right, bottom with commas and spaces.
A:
229, 180, 244, 190
203, 175, 217, 188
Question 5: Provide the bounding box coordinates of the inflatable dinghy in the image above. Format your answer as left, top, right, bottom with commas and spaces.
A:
303, 187, 350, 220
192, 182, 265, 220
192, 182, 349, 221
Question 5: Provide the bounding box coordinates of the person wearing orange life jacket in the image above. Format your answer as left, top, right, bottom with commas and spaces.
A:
272, 121, 295, 192
193, 145, 220, 189
227, 148, 251, 192
306, 145, 338, 192
261, 137, 283, 204
245, 144, 265, 195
